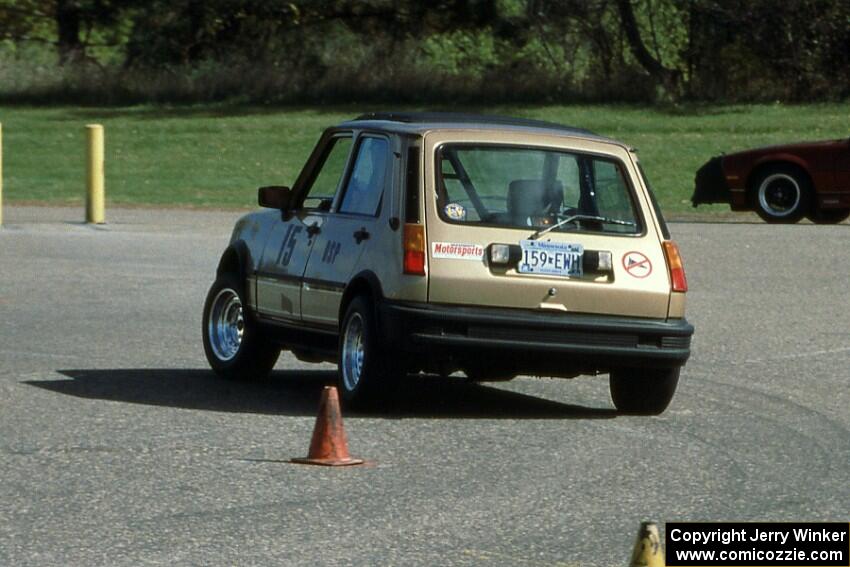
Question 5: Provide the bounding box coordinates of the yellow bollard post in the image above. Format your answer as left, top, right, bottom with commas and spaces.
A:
629, 521, 666, 567
85, 124, 105, 224
0, 122, 4, 227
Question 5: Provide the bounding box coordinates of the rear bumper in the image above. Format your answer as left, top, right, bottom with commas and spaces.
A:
692, 156, 731, 206
378, 301, 693, 371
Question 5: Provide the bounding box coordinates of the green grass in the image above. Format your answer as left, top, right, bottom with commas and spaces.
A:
0, 103, 848, 215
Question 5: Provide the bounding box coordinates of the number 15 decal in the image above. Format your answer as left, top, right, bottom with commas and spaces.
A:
276, 225, 303, 266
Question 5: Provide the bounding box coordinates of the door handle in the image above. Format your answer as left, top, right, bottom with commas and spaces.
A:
306, 223, 321, 237
353, 227, 370, 244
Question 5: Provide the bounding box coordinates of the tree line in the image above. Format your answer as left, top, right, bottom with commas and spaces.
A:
1, 0, 848, 104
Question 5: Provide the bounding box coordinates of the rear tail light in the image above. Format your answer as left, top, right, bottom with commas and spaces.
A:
663, 240, 688, 293
403, 224, 426, 275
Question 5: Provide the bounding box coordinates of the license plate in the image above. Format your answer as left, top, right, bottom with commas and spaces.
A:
518, 240, 583, 277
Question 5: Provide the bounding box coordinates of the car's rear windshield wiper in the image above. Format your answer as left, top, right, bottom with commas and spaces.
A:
528, 214, 636, 240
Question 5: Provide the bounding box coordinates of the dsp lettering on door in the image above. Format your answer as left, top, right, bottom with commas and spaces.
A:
322, 240, 342, 264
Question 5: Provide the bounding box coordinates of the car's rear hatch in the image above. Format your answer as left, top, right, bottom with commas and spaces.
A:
422, 130, 671, 319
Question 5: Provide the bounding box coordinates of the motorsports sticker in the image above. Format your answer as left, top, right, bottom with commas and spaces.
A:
623, 251, 652, 278
432, 242, 484, 261
666, 522, 850, 566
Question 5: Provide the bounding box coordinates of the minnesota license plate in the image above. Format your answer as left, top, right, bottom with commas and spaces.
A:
518, 240, 583, 277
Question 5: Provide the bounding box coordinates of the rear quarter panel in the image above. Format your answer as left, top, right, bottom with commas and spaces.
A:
346, 134, 429, 305
722, 141, 843, 202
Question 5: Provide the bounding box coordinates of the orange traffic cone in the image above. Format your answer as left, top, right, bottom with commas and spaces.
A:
291, 386, 365, 466
629, 521, 666, 567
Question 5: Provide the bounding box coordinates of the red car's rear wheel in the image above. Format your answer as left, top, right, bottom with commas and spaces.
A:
750, 166, 811, 223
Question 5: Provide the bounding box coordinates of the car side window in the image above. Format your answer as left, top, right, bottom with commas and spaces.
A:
303, 136, 353, 210
338, 137, 388, 216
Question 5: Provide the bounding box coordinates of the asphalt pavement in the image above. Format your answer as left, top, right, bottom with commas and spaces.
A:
1, 206, 847, 566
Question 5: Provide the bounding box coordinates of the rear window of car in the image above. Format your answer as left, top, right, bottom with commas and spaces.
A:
436, 144, 642, 235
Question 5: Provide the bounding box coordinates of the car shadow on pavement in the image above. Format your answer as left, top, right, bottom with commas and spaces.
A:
27, 369, 617, 420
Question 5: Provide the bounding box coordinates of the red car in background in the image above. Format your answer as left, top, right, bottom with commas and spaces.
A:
691, 138, 850, 223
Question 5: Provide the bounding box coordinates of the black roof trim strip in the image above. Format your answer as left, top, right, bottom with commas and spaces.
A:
353, 112, 596, 136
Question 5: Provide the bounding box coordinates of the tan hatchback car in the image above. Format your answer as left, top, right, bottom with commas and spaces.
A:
203, 113, 693, 414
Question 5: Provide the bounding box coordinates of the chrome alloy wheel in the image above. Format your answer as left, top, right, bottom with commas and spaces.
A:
341, 312, 366, 393
758, 173, 801, 217
208, 288, 244, 361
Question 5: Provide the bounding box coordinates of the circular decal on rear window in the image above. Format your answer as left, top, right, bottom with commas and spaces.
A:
622, 251, 652, 278
444, 202, 467, 221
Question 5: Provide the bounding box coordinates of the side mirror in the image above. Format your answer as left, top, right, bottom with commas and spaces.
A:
258, 186, 292, 210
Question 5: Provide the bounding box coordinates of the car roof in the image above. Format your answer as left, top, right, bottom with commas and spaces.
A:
338, 112, 618, 144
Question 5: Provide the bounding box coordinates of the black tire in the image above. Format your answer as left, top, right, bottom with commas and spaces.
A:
749, 165, 811, 224
338, 296, 401, 408
807, 208, 850, 224
202, 272, 280, 381
609, 367, 680, 415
